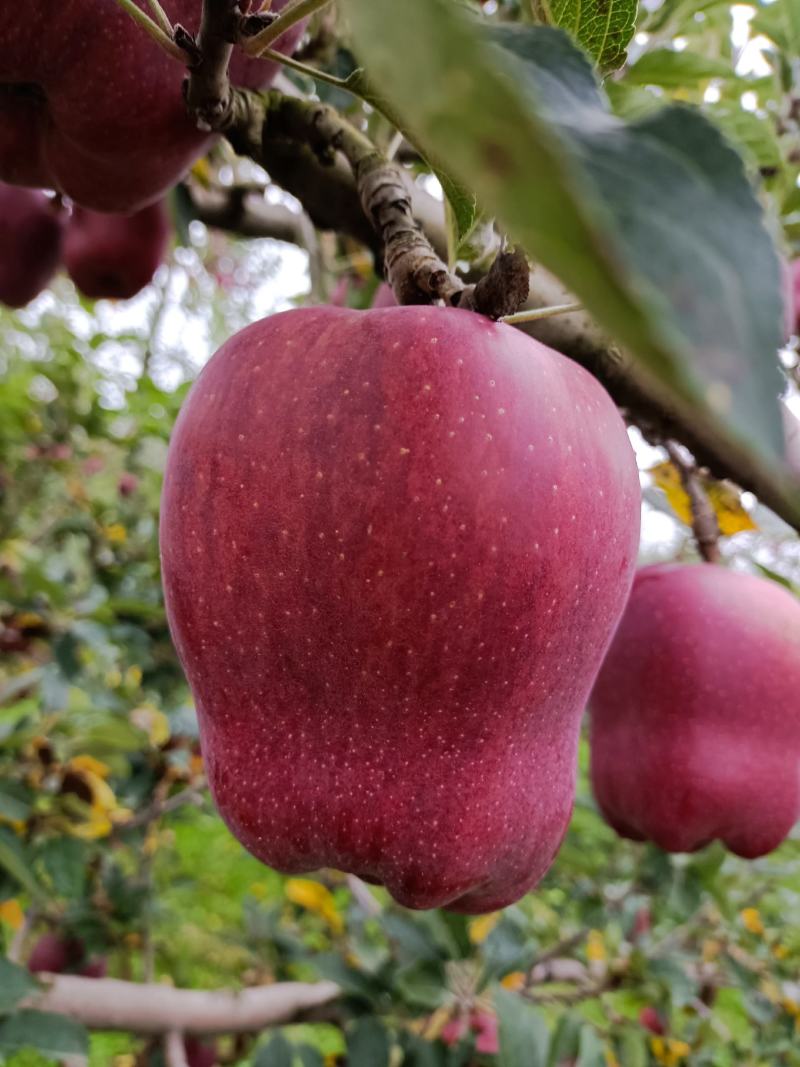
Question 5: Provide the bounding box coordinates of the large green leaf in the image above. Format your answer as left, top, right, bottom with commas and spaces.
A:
0, 1011, 88, 1059
0, 960, 39, 1015
531, 0, 636, 72
625, 47, 735, 87
496, 987, 549, 1067
343, 0, 790, 480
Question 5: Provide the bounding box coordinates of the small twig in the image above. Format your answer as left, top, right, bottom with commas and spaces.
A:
111, 0, 185, 60
500, 301, 583, 325
243, 0, 332, 57
118, 786, 206, 833
665, 442, 721, 563
179, 0, 243, 131
258, 45, 352, 90
165, 1031, 189, 1067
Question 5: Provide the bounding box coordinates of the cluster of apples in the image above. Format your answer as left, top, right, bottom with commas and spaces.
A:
158, 290, 800, 915
0, 0, 306, 307
0, 183, 171, 308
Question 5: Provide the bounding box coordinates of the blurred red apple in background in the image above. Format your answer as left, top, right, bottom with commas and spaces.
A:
0, 0, 305, 212
161, 304, 640, 913
0, 183, 63, 307
64, 200, 171, 300
590, 564, 800, 857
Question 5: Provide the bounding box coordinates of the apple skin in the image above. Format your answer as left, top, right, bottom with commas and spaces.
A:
639, 1006, 666, 1036
0, 0, 304, 213
590, 563, 800, 858
27, 933, 105, 977
160, 305, 640, 912
184, 1038, 217, 1067
64, 201, 170, 300
0, 183, 63, 307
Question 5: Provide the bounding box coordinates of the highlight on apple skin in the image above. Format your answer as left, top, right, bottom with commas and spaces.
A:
0, 183, 64, 308
160, 304, 641, 913
590, 563, 800, 858
64, 200, 171, 301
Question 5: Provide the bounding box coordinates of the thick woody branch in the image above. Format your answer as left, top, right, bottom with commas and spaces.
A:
24, 975, 341, 1035
665, 442, 722, 563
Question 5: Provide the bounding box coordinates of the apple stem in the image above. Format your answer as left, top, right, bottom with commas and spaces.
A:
111, 0, 185, 61
500, 301, 583, 325
243, 0, 334, 58
665, 441, 722, 563
146, 0, 174, 36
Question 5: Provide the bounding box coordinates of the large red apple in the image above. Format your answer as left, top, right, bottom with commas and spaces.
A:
160, 306, 640, 912
0, 183, 64, 307
590, 563, 800, 857
64, 200, 170, 300
0, 0, 304, 212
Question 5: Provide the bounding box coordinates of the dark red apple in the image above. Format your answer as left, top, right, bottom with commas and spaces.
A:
590, 564, 800, 857
0, 183, 63, 307
0, 0, 305, 212
639, 1006, 666, 1036
184, 1037, 217, 1067
790, 259, 800, 337
160, 305, 640, 912
64, 201, 171, 300
28, 933, 85, 974
118, 472, 140, 497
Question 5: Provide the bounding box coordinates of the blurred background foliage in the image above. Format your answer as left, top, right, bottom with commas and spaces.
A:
1, 0, 800, 1063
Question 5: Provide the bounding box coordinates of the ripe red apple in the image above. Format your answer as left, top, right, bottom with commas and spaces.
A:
441, 1010, 499, 1053
0, 0, 305, 212
0, 183, 64, 307
28, 933, 85, 974
64, 201, 170, 300
590, 564, 800, 857
160, 305, 640, 912
184, 1037, 217, 1067
639, 1006, 666, 1036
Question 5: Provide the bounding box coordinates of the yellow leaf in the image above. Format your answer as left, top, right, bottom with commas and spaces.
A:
68, 755, 110, 780
782, 997, 800, 1017
586, 929, 606, 963
773, 944, 789, 960
469, 912, 500, 944
741, 907, 765, 936
500, 971, 526, 992
104, 523, 127, 545
605, 1053, 620, 1067
0, 899, 24, 930
648, 461, 757, 536
286, 878, 344, 934
125, 665, 143, 689
130, 705, 170, 746
190, 156, 213, 187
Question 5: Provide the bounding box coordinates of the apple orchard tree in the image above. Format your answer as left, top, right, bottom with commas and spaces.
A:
1, 0, 800, 1065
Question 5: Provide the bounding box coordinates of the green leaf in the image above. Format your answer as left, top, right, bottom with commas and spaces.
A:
532, 0, 636, 72
297, 1047, 326, 1067
437, 170, 480, 266
625, 48, 735, 87
706, 104, 782, 171
0, 783, 33, 824
577, 1026, 607, 1066
0, 1011, 88, 1059
617, 1030, 649, 1067
343, 1, 792, 490
0, 830, 42, 901
714, 988, 754, 1045
547, 1013, 582, 1065
347, 1018, 391, 1067
0, 960, 39, 1015
495, 986, 549, 1067
253, 1032, 294, 1067
37, 837, 88, 900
